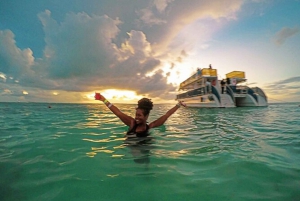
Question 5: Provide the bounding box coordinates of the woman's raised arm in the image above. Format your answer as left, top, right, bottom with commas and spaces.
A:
95, 93, 134, 126
148, 101, 185, 129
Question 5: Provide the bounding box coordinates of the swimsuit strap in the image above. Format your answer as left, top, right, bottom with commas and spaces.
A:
127, 121, 149, 137
127, 121, 138, 134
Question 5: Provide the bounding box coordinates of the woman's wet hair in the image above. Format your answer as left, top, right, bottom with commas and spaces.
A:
137, 98, 153, 116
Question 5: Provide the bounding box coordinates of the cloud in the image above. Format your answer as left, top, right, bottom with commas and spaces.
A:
137, 8, 167, 26
264, 76, 300, 96
273, 27, 299, 46
136, 0, 175, 26
38, 10, 122, 79
0, 10, 176, 100
0, 72, 6, 82
272, 76, 300, 85
122, 30, 152, 58
154, 0, 174, 13
0, 1, 246, 102
136, 0, 243, 55
265, 77, 300, 90
3, 89, 12, 94
0, 30, 35, 79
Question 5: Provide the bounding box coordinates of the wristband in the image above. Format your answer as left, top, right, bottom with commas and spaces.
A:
103, 99, 108, 104
108, 103, 113, 108
176, 103, 181, 107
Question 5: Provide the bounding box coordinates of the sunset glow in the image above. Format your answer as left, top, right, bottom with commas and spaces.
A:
87, 89, 145, 103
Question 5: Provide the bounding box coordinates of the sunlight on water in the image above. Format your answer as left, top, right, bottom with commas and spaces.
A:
1, 102, 300, 201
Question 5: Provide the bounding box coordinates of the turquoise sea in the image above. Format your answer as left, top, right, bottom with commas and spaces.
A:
1, 102, 300, 201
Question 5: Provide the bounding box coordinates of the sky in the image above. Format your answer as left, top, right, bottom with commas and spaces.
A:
0, 0, 300, 104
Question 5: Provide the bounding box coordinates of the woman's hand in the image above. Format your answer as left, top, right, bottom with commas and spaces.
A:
95, 92, 105, 101
178, 100, 186, 107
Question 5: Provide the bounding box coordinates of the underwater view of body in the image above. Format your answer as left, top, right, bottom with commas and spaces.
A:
1, 102, 300, 201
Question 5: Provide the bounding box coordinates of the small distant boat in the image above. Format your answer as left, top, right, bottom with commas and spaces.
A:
176, 66, 268, 108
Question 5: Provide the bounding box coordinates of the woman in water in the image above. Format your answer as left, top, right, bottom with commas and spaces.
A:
95, 93, 185, 137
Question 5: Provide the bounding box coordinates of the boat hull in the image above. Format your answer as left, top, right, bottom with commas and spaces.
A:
235, 94, 268, 107
176, 68, 268, 108
177, 94, 236, 108
177, 86, 268, 108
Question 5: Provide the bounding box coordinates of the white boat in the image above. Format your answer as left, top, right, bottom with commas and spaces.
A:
176, 67, 268, 108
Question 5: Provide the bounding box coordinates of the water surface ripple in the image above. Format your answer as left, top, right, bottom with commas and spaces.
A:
1, 102, 300, 201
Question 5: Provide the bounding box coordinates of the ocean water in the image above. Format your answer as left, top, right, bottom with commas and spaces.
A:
1, 102, 300, 201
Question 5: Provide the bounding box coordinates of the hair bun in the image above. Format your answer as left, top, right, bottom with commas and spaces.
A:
138, 98, 153, 111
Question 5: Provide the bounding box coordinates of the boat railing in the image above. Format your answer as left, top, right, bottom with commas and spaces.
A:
179, 73, 198, 89
179, 68, 217, 89
226, 71, 245, 79
228, 85, 259, 102
176, 85, 221, 103
202, 68, 217, 77
176, 87, 206, 99
228, 86, 248, 94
